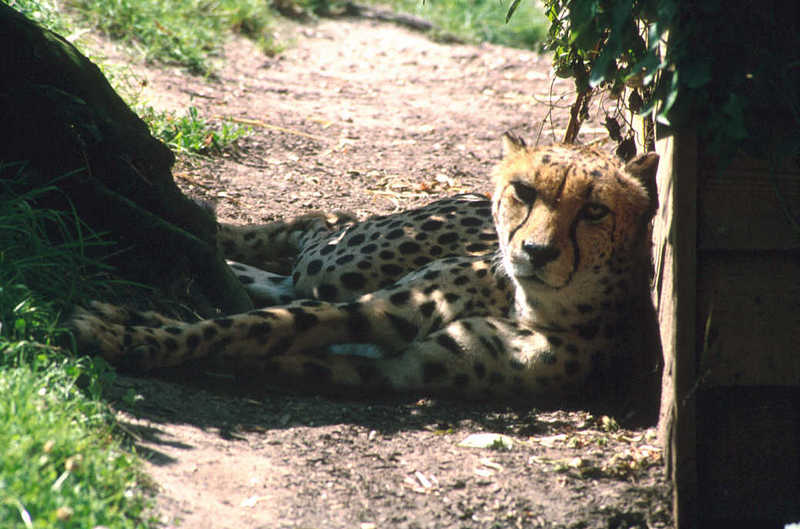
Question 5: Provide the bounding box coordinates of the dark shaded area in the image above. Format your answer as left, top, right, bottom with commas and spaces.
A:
106, 371, 673, 529
0, 4, 251, 314
673, 0, 800, 162
697, 387, 800, 526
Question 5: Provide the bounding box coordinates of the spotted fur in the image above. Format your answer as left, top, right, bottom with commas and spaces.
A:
71, 136, 658, 400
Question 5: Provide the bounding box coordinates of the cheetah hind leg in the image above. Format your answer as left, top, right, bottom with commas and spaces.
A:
217, 210, 357, 274
263, 316, 582, 400
259, 328, 497, 398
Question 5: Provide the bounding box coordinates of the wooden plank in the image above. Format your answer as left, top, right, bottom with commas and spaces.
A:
696, 252, 800, 386
697, 386, 800, 524
652, 132, 698, 529
698, 169, 800, 250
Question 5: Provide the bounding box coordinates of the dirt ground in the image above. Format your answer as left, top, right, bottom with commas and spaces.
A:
91, 15, 672, 529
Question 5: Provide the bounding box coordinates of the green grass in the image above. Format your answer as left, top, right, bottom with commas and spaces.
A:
290, 0, 547, 49
141, 105, 252, 155
0, 357, 149, 529
67, 0, 279, 74
0, 167, 153, 529
5, 0, 278, 74
0, 169, 113, 304
370, 0, 548, 49
3, 0, 72, 36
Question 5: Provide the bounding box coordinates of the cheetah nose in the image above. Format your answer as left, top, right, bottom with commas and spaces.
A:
522, 242, 560, 267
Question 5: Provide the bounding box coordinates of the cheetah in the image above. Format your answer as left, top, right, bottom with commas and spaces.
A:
71, 135, 659, 401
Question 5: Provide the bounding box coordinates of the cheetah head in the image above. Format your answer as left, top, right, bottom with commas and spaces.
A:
491, 134, 658, 314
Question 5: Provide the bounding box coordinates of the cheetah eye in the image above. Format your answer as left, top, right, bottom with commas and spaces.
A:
581, 203, 610, 222
510, 182, 537, 204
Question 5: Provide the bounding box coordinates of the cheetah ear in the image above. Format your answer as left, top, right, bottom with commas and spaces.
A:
501, 132, 526, 157
624, 152, 659, 216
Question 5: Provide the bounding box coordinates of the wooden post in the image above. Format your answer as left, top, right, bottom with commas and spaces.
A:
651, 131, 698, 529
647, 125, 800, 526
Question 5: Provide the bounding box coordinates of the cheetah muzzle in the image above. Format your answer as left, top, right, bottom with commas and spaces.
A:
71, 135, 659, 401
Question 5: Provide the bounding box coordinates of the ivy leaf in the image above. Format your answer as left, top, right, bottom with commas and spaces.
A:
610, 1, 632, 34
722, 94, 748, 140
567, 0, 599, 48
589, 46, 614, 88
647, 21, 665, 51
683, 60, 712, 89
625, 53, 660, 86
656, 70, 680, 125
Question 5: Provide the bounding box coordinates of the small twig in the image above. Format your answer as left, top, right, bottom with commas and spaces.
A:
585, 135, 610, 146
563, 44, 601, 144
563, 87, 591, 144
367, 190, 434, 200
531, 92, 573, 109
535, 77, 561, 145
180, 88, 217, 100
113, 420, 144, 443
551, 127, 608, 136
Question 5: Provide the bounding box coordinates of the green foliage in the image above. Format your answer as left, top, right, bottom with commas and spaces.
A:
0, 360, 150, 528
3, 0, 72, 35
532, 0, 800, 160
4, 0, 278, 73
68, 0, 278, 73
288, 0, 547, 49
663, 3, 800, 161
0, 173, 152, 528
540, 0, 672, 116
0, 166, 114, 307
141, 105, 252, 155
384, 0, 547, 49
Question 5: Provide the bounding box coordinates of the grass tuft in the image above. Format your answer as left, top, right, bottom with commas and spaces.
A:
141, 105, 252, 155
0, 166, 153, 528
0, 165, 114, 307
0, 358, 150, 529
67, 0, 279, 73
3, 0, 72, 36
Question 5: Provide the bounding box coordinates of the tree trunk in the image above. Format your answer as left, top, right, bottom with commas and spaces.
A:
0, 4, 252, 314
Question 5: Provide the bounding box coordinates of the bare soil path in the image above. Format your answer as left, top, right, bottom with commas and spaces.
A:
95, 16, 672, 529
